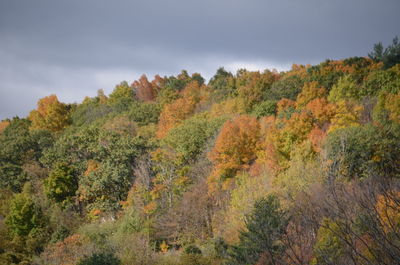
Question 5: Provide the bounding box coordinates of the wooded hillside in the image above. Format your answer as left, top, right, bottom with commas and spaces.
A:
1, 40, 400, 265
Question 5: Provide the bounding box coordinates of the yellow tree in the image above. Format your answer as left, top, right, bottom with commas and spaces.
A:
219, 173, 270, 244
328, 75, 359, 103
383, 91, 400, 123
28, 95, 70, 132
328, 100, 363, 133
296, 81, 327, 108
376, 191, 400, 234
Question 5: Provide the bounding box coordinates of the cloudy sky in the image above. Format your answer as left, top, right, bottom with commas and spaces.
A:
0, 0, 399, 119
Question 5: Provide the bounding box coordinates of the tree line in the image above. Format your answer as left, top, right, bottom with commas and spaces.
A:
0, 38, 400, 265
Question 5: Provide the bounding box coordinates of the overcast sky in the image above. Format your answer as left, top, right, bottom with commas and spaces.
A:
0, 0, 399, 119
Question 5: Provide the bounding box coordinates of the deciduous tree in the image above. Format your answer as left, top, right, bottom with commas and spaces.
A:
28, 95, 71, 132
209, 115, 261, 182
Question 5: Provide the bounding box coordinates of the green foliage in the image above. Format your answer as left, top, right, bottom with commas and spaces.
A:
44, 163, 78, 203
369, 36, 400, 69
312, 218, 347, 265
0, 118, 53, 192
5, 185, 44, 237
227, 195, 288, 265
266, 75, 304, 100
252, 100, 277, 118
116, 207, 148, 234
77, 253, 121, 265
40, 125, 143, 212
0, 118, 32, 161
108, 81, 135, 111
191, 73, 205, 86
41, 125, 142, 170
184, 245, 202, 255
128, 101, 161, 126
50, 226, 71, 243
162, 114, 225, 163
178, 253, 212, 265
275, 141, 322, 200
213, 237, 228, 259
364, 64, 400, 96
328, 75, 359, 102
164, 71, 191, 91
0, 163, 27, 194
156, 86, 180, 106
71, 99, 112, 127
221, 173, 271, 244
307, 60, 345, 90
209, 67, 234, 91
79, 160, 133, 212
325, 124, 400, 179
2, 54, 400, 265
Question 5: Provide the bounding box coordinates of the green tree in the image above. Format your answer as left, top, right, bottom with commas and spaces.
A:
328, 75, 359, 103
108, 81, 135, 111
267, 75, 304, 101
208, 67, 234, 91
128, 101, 161, 126
44, 163, 78, 203
162, 114, 225, 164
71, 98, 112, 127
6, 185, 44, 237
227, 195, 288, 265
0, 118, 53, 192
364, 64, 400, 96
79, 160, 133, 212
252, 100, 277, 118
369, 36, 400, 69
77, 253, 121, 265
325, 124, 400, 179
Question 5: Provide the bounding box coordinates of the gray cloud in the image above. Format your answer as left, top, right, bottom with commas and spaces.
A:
0, 0, 399, 119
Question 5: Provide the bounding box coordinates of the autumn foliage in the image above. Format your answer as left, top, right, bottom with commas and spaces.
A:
1, 47, 400, 265
156, 81, 208, 138
0, 120, 10, 134
28, 94, 70, 132
132, 74, 164, 102
208, 115, 261, 191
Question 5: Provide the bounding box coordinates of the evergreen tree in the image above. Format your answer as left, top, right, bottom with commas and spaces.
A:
227, 195, 288, 265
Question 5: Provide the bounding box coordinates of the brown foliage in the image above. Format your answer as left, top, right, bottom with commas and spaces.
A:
132, 74, 162, 102
284, 178, 400, 265
39, 234, 94, 265
156, 179, 214, 243
308, 127, 326, 153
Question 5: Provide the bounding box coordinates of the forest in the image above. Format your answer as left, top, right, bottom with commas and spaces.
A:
1, 39, 400, 265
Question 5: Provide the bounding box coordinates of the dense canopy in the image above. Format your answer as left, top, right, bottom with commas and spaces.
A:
1, 41, 400, 264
